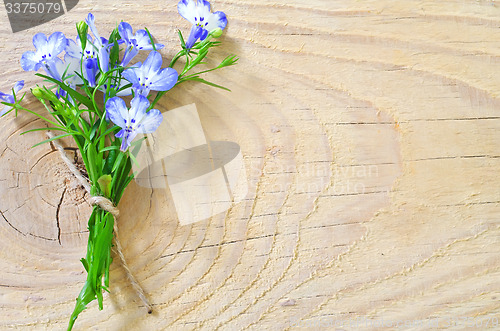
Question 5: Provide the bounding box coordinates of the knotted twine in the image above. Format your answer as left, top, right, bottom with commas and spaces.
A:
47, 132, 153, 314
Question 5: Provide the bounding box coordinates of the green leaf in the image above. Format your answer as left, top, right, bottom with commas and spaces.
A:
97, 174, 112, 197
187, 77, 231, 91
31, 132, 74, 148
220, 54, 239, 68
178, 29, 186, 49
99, 145, 120, 153
108, 27, 119, 43
35, 73, 94, 110
20, 127, 68, 135
188, 46, 209, 69
80, 258, 89, 272
109, 40, 120, 69
89, 120, 100, 140
112, 150, 125, 173
145, 27, 157, 52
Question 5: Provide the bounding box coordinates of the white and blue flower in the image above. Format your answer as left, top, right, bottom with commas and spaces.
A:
0, 81, 24, 116
85, 13, 111, 73
66, 35, 100, 87
178, 0, 227, 49
20, 32, 67, 81
52, 54, 86, 99
65, 14, 111, 86
122, 51, 178, 97
118, 22, 164, 67
105, 95, 163, 152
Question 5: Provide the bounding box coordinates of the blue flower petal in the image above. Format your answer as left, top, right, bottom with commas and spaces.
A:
130, 95, 150, 120
122, 68, 139, 86
178, 0, 197, 24
65, 38, 81, 58
20, 51, 38, 71
0, 81, 23, 117
115, 129, 125, 138
118, 22, 133, 42
42, 58, 64, 81
209, 11, 228, 31
85, 13, 101, 41
98, 46, 110, 72
142, 51, 163, 73
185, 25, 204, 49
198, 0, 211, 13
214, 11, 227, 31
121, 46, 139, 67
47, 32, 67, 57
150, 67, 178, 92
13, 81, 24, 94
105, 97, 128, 127
0, 92, 10, 102
138, 108, 163, 134
84, 58, 98, 87
120, 132, 135, 152
200, 28, 209, 41
32, 33, 48, 50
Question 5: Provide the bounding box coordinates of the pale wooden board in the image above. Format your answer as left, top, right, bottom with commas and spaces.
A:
0, 0, 499, 330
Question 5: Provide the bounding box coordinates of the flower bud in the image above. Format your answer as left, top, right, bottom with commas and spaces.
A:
31, 86, 59, 103
210, 28, 223, 38
31, 87, 44, 99
76, 21, 89, 50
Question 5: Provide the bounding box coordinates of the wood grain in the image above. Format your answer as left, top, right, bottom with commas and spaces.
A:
0, 0, 499, 330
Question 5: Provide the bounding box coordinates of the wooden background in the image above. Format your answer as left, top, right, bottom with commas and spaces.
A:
0, 0, 499, 330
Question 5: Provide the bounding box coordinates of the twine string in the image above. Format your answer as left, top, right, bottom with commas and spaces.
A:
47, 132, 153, 314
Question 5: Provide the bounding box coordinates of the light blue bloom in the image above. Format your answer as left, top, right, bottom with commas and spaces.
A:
65, 14, 110, 86
0, 81, 24, 116
20, 32, 67, 81
118, 22, 164, 67
53, 55, 85, 99
66, 35, 99, 87
105, 95, 163, 152
178, 0, 227, 49
85, 13, 110, 72
122, 51, 178, 96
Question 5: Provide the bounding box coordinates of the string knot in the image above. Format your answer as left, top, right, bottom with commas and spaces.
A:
89, 196, 120, 217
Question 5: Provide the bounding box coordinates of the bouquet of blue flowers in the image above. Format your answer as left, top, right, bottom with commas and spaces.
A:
0, 1, 236, 329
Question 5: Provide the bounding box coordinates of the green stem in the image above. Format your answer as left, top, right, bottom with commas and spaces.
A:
67, 206, 114, 331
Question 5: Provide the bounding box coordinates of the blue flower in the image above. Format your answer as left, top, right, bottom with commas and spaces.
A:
122, 51, 178, 96
105, 95, 163, 152
20, 32, 67, 81
0, 81, 24, 116
85, 13, 110, 72
66, 35, 99, 87
61, 56, 83, 87
178, 0, 227, 49
66, 14, 111, 86
118, 22, 164, 67
53, 55, 85, 99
